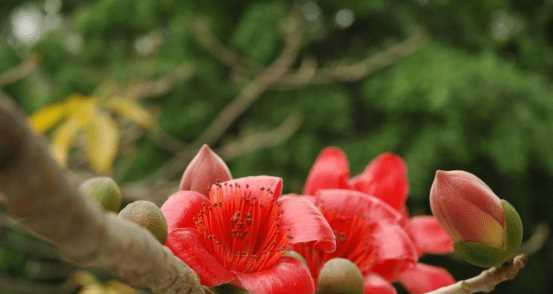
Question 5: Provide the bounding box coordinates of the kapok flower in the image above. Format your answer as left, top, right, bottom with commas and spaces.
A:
300, 147, 455, 294
430, 170, 523, 267
161, 145, 336, 294
293, 189, 418, 294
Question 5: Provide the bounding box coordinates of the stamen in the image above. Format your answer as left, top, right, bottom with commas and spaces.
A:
194, 183, 288, 272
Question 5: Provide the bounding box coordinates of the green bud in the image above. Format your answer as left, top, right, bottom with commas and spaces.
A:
454, 200, 523, 268
118, 201, 168, 243
317, 258, 364, 294
79, 177, 121, 212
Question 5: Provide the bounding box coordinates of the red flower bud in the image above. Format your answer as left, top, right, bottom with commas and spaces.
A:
430, 170, 523, 267
179, 144, 232, 195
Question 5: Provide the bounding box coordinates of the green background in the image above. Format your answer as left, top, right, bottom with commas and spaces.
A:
1, 0, 552, 293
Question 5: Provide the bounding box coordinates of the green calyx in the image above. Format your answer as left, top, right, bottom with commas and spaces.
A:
79, 177, 122, 212
454, 200, 523, 268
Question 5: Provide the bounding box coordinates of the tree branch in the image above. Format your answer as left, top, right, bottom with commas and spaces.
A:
218, 113, 302, 160
425, 255, 527, 294
0, 97, 204, 294
190, 19, 254, 79
155, 8, 304, 181
0, 56, 39, 87
276, 31, 426, 88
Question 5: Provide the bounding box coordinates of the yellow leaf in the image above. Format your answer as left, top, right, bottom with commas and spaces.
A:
104, 97, 154, 128
28, 94, 94, 133
29, 102, 70, 134
84, 111, 119, 173
51, 117, 82, 166
50, 100, 97, 166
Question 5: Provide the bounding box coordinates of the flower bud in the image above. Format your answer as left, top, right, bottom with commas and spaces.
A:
119, 200, 168, 243
430, 170, 523, 267
79, 177, 122, 212
317, 258, 364, 294
179, 144, 232, 195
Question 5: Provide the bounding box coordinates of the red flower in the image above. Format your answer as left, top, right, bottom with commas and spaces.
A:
300, 147, 455, 294
161, 145, 335, 294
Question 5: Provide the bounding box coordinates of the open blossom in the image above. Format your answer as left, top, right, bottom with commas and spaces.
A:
299, 147, 455, 294
161, 145, 335, 294
430, 170, 523, 267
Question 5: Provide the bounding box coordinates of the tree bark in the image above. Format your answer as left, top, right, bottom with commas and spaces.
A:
0, 97, 203, 294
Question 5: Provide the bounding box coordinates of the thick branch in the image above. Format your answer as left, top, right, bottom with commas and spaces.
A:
0, 98, 203, 294
425, 255, 527, 294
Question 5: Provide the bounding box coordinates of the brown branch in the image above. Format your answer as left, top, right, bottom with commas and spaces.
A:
219, 113, 302, 160
0, 98, 204, 294
277, 31, 426, 88
0, 56, 39, 87
191, 19, 254, 79
154, 8, 304, 181
124, 63, 194, 100
425, 254, 527, 294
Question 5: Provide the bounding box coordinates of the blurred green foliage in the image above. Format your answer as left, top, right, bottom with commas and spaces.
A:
1, 0, 553, 293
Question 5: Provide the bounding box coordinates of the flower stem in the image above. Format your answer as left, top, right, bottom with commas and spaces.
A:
425, 254, 527, 294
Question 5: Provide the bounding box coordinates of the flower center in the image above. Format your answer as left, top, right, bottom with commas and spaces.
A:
193, 182, 288, 273
296, 206, 376, 277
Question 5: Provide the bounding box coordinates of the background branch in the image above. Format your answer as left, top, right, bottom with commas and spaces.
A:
0, 97, 204, 294
277, 31, 426, 88
425, 255, 527, 294
0, 56, 39, 87
153, 8, 304, 182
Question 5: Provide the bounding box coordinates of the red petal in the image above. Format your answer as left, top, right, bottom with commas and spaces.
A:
304, 147, 350, 195
364, 273, 397, 294
350, 152, 408, 211
179, 144, 232, 195
407, 216, 454, 256
161, 191, 209, 232
397, 263, 455, 294
234, 256, 315, 294
215, 176, 283, 203
316, 189, 403, 225
278, 195, 336, 252
166, 228, 235, 287
371, 223, 418, 281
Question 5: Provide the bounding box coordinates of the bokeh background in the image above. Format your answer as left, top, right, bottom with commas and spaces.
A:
1, 0, 552, 293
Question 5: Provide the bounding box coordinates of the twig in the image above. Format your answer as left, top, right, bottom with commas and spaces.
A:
522, 223, 549, 256
0, 56, 39, 87
124, 63, 194, 100
191, 19, 254, 79
425, 254, 527, 294
219, 113, 302, 160
155, 8, 304, 181
277, 31, 426, 88
0, 98, 204, 294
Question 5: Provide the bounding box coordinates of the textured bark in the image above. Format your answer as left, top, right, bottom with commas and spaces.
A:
0, 97, 203, 294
